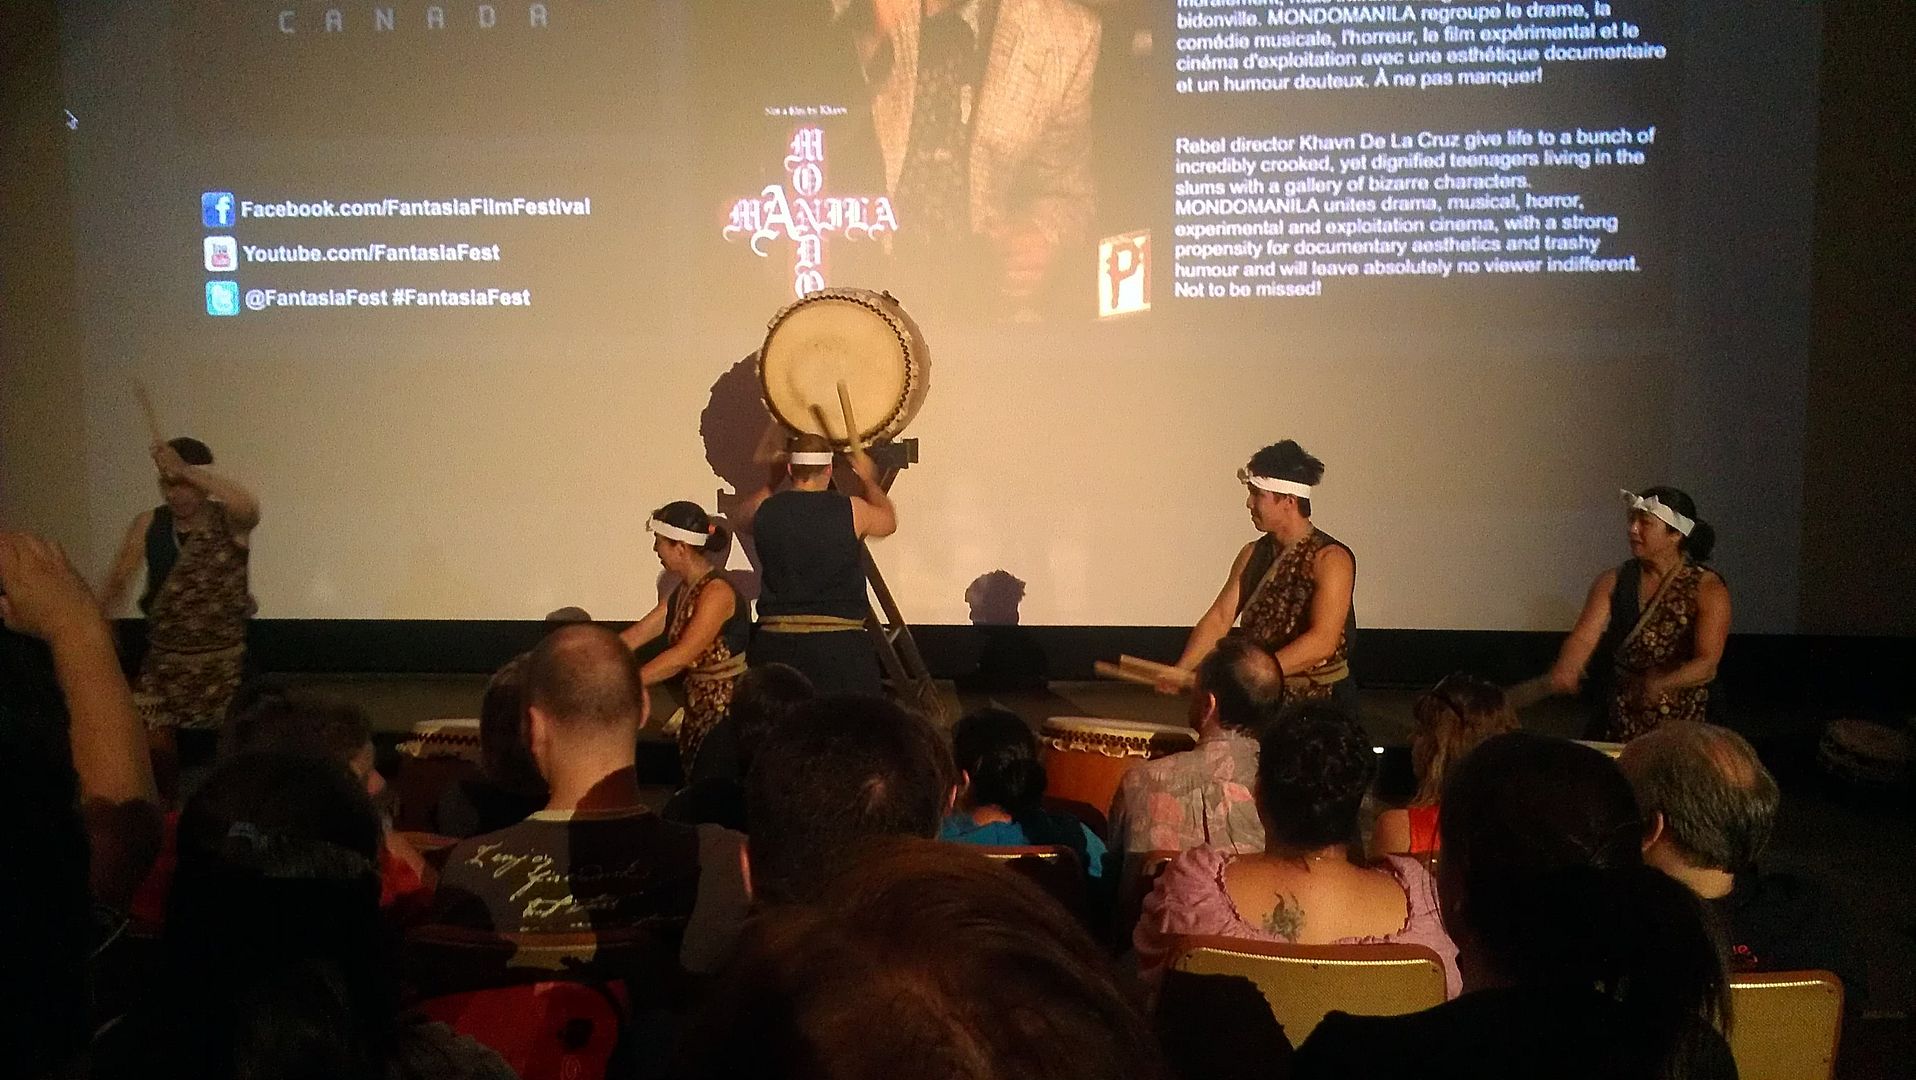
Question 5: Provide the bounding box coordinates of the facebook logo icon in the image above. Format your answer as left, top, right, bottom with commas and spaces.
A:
206, 281, 241, 316
201, 191, 236, 228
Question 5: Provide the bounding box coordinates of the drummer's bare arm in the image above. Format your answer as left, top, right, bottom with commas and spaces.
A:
98, 510, 153, 616
1643, 572, 1731, 698
1169, 543, 1255, 680
848, 449, 897, 539
1546, 569, 1617, 696
731, 462, 787, 536
618, 598, 671, 652
1272, 545, 1354, 676
154, 441, 261, 538
638, 583, 737, 686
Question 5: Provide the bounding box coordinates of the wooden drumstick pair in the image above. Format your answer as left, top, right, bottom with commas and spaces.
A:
809, 380, 864, 452
1095, 654, 1196, 692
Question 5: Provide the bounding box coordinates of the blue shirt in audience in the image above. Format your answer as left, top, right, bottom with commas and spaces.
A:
939, 812, 1110, 879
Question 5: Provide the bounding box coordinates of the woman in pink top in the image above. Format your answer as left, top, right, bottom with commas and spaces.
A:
1136, 702, 1461, 998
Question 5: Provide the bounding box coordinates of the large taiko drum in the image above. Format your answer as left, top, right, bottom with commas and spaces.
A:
758, 289, 930, 447
1040, 716, 1199, 820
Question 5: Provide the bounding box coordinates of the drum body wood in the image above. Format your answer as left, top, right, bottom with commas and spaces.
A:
394, 718, 482, 831
1819, 718, 1912, 790
1040, 716, 1199, 818
758, 289, 930, 447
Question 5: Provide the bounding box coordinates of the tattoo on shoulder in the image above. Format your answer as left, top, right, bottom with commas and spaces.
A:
1262, 893, 1304, 940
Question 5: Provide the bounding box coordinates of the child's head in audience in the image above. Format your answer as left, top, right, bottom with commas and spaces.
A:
747, 694, 955, 904
1409, 673, 1518, 806
679, 838, 1167, 1080
950, 706, 1046, 817
1439, 732, 1728, 1071
222, 685, 384, 799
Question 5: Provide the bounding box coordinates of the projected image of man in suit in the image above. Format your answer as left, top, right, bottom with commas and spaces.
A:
848, 0, 1102, 315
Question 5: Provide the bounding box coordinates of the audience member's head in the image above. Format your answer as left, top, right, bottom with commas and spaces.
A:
1408, 673, 1519, 806
746, 695, 954, 904
1618, 721, 1778, 887
676, 838, 1167, 1080
221, 688, 382, 797
1439, 733, 1728, 1072
476, 654, 546, 800
950, 707, 1046, 817
522, 623, 648, 782
1189, 636, 1283, 734
1255, 702, 1376, 855
152, 750, 397, 1080
729, 662, 815, 775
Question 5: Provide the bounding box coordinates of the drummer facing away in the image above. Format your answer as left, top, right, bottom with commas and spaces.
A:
733, 432, 896, 696
1167, 440, 1360, 718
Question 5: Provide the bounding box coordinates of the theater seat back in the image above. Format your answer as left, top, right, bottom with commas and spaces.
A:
1727, 970, 1844, 1080
1169, 936, 1447, 1042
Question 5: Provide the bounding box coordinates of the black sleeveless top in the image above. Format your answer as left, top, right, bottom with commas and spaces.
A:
753, 489, 869, 621
139, 506, 181, 615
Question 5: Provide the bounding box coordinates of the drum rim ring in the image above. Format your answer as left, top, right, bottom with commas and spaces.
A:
757, 289, 921, 448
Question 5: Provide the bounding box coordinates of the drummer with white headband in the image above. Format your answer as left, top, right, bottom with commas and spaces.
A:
1539, 486, 1730, 741
620, 501, 751, 771
1167, 439, 1360, 717
732, 431, 897, 696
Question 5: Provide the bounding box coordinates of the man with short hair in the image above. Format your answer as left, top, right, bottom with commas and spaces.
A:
433, 625, 749, 972
1619, 722, 1864, 1008
745, 693, 954, 904
1106, 637, 1283, 875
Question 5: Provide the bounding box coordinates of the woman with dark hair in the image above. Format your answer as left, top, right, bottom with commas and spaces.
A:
1294, 733, 1735, 1079
1543, 487, 1731, 741
1135, 703, 1458, 995
1166, 440, 1359, 715
621, 500, 750, 770
940, 707, 1109, 879
95, 752, 514, 1080
1372, 674, 1518, 859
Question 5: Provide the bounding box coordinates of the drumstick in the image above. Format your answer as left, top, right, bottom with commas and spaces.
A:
1117, 654, 1193, 684
133, 379, 165, 444
808, 403, 840, 444
836, 380, 861, 450
1095, 661, 1166, 689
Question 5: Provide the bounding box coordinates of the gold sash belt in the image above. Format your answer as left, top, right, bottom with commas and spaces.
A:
685, 654, 749, 682
758, 615, 866, 634
1290, 658, 1351, 686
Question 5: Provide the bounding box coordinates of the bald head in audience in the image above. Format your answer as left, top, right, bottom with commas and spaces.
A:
1190, 636, 1283, 736
523, 623, 649, 806
1618, 721, 1779, 900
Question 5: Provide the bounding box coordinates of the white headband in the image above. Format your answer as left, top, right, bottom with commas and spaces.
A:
1620, 489, 1694, 537
647, 518, 709, 546
789, 451, 834, 466
1239, 468, 1313, 499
